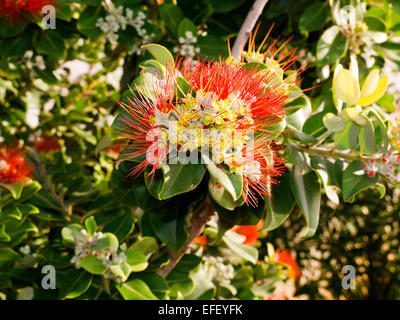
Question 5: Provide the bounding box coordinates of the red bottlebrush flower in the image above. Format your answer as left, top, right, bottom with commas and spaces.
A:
33, 135, 61, 153
113, 56, 288, 205
0, 0, 55, 25
272, 249, 302, 279
241, 23, 308, 87
232, 219, 264, 245
0, 145, 33, 184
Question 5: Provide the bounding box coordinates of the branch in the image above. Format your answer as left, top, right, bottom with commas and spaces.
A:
294, 144, 377, 162
231, 0, 270, 60
157, 200, 215, 278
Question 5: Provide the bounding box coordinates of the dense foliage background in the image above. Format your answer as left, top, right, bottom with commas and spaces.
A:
0, 0, 400, 300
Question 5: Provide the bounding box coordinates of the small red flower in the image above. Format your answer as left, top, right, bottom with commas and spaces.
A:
0, 145, 33, 184
272, 249, 301, 279
33, 135, 61, 153
232, 219, 264, 245
194, 234, 207, 248
368, 170, 375, 177
0, 0, 55, 25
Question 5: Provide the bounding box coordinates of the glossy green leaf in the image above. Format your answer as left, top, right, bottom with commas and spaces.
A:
290, 166, 321, 238
299, 3, 329, 32
263, 170, 295, 231
116, 279, 158, 300
0, 180, 24, 200
59, 269, 93, 300
146, 163, 205, 200
223, 231, 258, 264
103, 212, 135, 242
84, 216, 97, 238
316, 26, 347, 65
80, 255, 107, 275
159, 4, 184, 35
125, 250, 148, 272
202, 153, 242, 201
342, 160, 378, 202
143, 44, 174, 67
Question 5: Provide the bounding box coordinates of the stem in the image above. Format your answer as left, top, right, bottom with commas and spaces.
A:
156, 200, 215, 278
295, 144, 377, 162
30, 150, 70, 215
231, 0, 270, 60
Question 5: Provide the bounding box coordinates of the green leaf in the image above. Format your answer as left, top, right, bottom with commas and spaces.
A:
146, 163, 206, 200
90, 233, 119, 251
166, 270, 194, 297
174, 254, 202, 273
18, 181, 41, 202
56, 0, 73, 22
0, 225, 10, 242
290, 166, 321, 238
263, 170, 294, 231
84, 216, 97, 238
286, 87, 311, 115
377, 94, 396, 112
103, 212, 135, 242
299, 3, 330, 32
323, 113, 346, 132
33, 31, 66, 59
316, 26, 347, 65
364, 16, 387, 32
176, 76, 193, 98
223, 231, 258, 264
208, 176, 243, 210
0, 248, 19, 266
202, 153, 242, 201
110, 263, 132, 282
148, 199, 189, 251
128, 237, 159, 259
375, 183, 386, 199
0, 21, 27, 38
0, 32, 31, 57
116, 279, 158, 300
358, 120, 377, 155
0, 180, 24, 200
1, 204, 22, 220
342, 160, 378, 202
196, 35, 229, 58
125, 250, 148, 272
61, 224, 85, 245
132, 273, 169, 300
59, 269, 93, 299
80, 255, 107, 275
177, 18, 197, 38
159, 4, 184, 35
143, 44, 174, 67
77, 5, 104, 38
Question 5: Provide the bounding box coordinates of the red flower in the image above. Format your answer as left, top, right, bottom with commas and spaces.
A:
114, 58, 287, 205
232, 219, 264, 245
0, 0, 55, 24
272, 249, 302, 279
0, 146, 33, 184
34, 136, 61, 153
242, 23, 308, 87
194, 234, 207, 248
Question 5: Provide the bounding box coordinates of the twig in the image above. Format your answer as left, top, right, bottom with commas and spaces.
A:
231, 0, 270, 60
156, 201, 215, 278
294, 144, 377, 162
